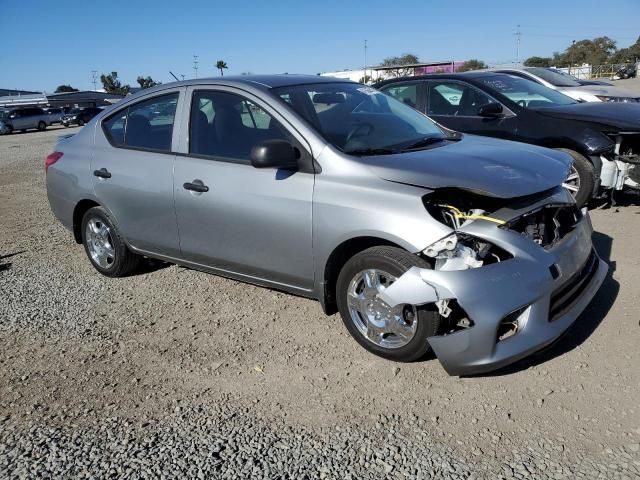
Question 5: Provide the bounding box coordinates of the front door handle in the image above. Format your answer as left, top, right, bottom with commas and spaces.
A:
183, 181, 209, 193
93, 168, 111, 179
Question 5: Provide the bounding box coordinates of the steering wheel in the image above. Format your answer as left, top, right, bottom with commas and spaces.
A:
346, 122, 374, 145
517, 100, 527, 107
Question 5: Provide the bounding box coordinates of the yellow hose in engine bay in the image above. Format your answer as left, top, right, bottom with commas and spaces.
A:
441, 204, 506, 225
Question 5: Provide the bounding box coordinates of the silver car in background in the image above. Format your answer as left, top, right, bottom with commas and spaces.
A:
495, 67, 640, 103
45, 75, 607, 375
0, 107, 52, 134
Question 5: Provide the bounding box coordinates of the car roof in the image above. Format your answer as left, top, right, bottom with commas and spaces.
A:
374, 71, 515, 87
147, 74, 351, 92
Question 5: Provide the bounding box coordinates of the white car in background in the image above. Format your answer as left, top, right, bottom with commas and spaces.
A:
494, 67, 640, 103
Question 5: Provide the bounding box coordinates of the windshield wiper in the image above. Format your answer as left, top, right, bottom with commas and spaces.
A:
344, 147, 398, 156
399, 135, 459, 151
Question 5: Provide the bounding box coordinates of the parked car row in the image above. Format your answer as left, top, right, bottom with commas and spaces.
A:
0, 106, 103, 134
46, 74, 614, 375
375, 69, 640, 207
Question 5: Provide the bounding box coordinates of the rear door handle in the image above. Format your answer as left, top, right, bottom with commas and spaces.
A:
93, 168, 111, 179
183, 181, 209, 193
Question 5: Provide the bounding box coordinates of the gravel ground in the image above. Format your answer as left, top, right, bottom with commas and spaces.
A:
1, 126, 640, 479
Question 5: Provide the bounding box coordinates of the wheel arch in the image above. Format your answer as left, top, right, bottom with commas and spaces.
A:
72, 199, 101, 243
320, 236, 411, 315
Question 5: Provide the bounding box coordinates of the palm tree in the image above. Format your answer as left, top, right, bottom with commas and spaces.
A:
216, 60, 228, 76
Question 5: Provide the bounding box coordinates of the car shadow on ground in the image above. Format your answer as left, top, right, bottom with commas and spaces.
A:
0, 251, 25, 273
467, 230, 618, 377
136, 257, 172, 275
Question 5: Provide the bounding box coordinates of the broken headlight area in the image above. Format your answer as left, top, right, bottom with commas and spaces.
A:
600, 133, 640, 190
500, 204, 582, 250
422, 233, 512, 271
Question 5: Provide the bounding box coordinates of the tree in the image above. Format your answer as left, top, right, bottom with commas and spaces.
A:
457, 59, 487, 72
54, 84, 79, 93
380, 53, 420, 77
216, 60, 228, 76
100, 72, 130, 95
524, 56, 552, 67
610, 36, 640, 63
358, 74, 376, 84
136, 76, 161, 89
553, 36, 618, 66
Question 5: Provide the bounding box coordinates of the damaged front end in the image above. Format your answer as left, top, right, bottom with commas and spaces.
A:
377, 186, 608, 375
599, 133, 640, 193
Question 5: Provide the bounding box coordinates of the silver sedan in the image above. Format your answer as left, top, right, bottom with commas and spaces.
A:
45, 75, 607, 375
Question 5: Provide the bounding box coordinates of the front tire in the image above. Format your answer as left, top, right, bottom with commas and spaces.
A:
81, 207, 140, 277
336, 246, 441, 362
555, 148, 595, 208
37, 121, 46, 131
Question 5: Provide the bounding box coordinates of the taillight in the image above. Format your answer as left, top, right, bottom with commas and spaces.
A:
45, 151, 63, 173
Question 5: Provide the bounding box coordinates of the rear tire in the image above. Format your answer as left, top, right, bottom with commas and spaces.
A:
555, 148, 595, 208
336, 246, 441, 362
81, 206, 141, 277
78, 119, 85, 127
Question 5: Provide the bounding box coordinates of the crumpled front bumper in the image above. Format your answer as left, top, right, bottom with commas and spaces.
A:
378, 206, 608, 376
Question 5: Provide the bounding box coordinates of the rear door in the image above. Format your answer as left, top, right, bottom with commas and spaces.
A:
173, 86, 315, 290
91, 89, 183, 257
425, 79, 518, 140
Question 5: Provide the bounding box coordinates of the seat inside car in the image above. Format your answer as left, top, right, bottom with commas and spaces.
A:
125, 115, 153, 149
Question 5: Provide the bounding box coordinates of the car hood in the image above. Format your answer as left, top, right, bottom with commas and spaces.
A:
559, 84, 640, 98
363, 136, 571, 198
532, 102, 640, 131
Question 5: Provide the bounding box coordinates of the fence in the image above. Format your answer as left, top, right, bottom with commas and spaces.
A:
557, 62, 639, 80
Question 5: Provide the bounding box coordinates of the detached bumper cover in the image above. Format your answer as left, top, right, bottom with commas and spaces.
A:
378, 209, 607, 376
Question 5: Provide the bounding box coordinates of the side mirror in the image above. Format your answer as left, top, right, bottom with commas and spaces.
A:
477, 102, 503, 117
250, 139, 298, 169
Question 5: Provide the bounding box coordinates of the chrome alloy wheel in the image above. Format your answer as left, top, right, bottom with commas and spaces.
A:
346, 269, 418, 349
85, 218, 115, 269
562, 164, 581, 197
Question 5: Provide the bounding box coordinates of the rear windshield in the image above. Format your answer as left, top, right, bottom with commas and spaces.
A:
524, 68, 581, 87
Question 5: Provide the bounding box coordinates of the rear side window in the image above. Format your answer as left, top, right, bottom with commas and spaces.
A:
381, 83, 419, 108
103, 93, 179, 152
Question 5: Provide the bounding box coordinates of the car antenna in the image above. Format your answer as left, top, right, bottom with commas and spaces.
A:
169, 71, 180, 82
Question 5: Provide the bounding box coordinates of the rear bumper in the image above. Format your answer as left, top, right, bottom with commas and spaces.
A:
378, 206, 607, 376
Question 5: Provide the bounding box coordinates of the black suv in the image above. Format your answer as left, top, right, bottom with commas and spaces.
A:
62, 107, 103, 127
376, 72, 640, 206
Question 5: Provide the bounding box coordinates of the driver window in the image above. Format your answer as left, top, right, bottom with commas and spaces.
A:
189, 90, 293, 162
428, 82, 493, 116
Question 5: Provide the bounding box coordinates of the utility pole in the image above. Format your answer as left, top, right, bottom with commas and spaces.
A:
193, 55, 199, 78
363, 39, 367, 83
91, 70, 98, 91
515, 25, 522, 65
180, 74, 185, 81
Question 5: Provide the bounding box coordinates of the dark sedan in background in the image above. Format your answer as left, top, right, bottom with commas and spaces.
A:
62, 107, 103, 127
376, 72, 640, 207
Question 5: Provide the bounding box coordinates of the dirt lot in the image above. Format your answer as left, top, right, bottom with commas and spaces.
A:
1, 126, 639, 478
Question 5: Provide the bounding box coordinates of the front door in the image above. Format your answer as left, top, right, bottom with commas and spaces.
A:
173, 87, 314, 290
91, 90, 183, 257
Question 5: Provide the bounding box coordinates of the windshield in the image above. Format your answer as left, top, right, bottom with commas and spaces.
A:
479, 75, 578, 108
0, 110, 8, 120
525, 67, 581, 87
272, 82, 447, 154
